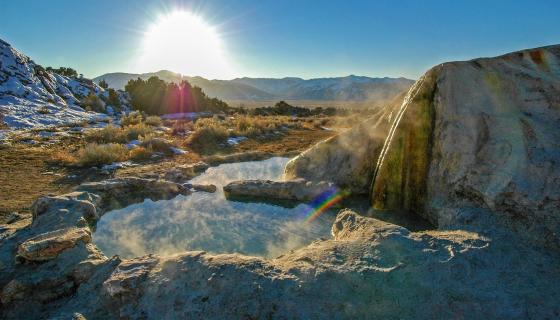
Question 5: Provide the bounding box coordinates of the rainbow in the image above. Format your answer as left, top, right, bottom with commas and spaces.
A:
302, 187, 348, 223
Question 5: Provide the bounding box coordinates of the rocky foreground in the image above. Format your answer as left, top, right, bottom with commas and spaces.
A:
1, 45, 560, 319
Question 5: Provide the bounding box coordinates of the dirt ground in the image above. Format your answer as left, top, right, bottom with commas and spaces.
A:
0, 128, 336, 223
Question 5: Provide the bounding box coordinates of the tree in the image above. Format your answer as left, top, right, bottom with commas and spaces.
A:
99, 79, 109, 89
46, 66, 79, 78
124, 76, 230, 115
107, 89, 121, 108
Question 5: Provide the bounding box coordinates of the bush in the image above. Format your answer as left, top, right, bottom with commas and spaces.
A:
77, 143, 128, 166
121, 112, 143, 126
187, 125, 229, 153
170, 120, 193, 136
124, 124, 153, 141
38, 106, 50, 114
81, 94, 105, 113
144, 116, 162, 127
86, 125, 126, 144
140, 134, 174, 154
86, 124, 153, 144
129, 146, 153, 161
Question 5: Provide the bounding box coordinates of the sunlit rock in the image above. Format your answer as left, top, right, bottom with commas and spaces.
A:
371, 45, 560, 249
17, 227, 92, 262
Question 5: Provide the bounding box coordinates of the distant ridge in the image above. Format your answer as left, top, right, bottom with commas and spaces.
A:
94, 71, 414, 103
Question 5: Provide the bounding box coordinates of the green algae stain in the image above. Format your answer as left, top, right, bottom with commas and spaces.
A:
371, 69, 438, 222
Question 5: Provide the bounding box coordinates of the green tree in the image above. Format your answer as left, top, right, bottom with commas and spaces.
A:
124, 76, 230, 115
107, 89, 121, 108
99, 79, 109, 89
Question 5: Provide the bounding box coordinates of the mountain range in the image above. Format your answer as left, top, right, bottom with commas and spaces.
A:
94, 71, 414, 103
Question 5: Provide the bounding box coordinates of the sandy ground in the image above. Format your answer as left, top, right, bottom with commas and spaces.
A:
0, 128, 336, 223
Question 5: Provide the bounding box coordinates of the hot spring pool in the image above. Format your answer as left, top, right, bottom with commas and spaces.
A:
93, 157, 351, 258
93, 157, 431, 259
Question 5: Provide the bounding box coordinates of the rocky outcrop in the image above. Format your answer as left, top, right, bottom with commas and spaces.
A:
370, 45, 560, 249
223, 179, 334, 202
76, 177, 190, 212
285, 44, 560, 249
0, 39, 125, 128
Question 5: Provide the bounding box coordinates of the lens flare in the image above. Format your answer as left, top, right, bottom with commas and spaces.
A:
301, 187, 349, 223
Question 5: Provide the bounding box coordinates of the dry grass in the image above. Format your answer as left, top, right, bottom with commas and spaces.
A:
129, 146, 153, 161
186, 115, 306, 153
140, 134, 174, 154
120, 112, 143, 126
86, 125, 126, 144
170, 120, 194, 136
77, 143, 129, 166
144, 116, 163, 127
86, 124, 153, 144
187, 125, 229, 153
124, 124, 153, 141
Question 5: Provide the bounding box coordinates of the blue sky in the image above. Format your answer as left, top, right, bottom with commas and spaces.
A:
2, 0, 559, 79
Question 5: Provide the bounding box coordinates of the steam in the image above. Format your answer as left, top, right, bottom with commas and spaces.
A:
93, 157, 336, 259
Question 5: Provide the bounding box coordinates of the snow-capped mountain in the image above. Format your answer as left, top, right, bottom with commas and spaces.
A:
0, 39, 125, 128
95, 72, 414, 102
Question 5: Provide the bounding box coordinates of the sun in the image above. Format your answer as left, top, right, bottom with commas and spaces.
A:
136, 11, 235, 79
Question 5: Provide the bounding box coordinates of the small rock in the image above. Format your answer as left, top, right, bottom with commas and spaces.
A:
17, 227, 92, 262
0, 280, 27, 304
186, 184, 217, 193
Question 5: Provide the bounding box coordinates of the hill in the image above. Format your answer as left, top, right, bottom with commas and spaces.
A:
94, 72, 414, 103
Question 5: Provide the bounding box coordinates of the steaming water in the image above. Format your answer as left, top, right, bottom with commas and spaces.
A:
93, 157, 348, 259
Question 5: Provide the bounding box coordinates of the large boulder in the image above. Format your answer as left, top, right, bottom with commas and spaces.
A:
370, 45, 560, 249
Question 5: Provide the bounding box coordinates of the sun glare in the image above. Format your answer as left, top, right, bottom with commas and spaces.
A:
136, 11, 234, 79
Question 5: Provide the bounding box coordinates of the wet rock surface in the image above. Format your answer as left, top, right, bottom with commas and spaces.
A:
223, 178, 334, 202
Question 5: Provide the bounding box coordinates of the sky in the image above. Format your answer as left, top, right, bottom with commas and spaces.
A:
2, 0, 560, 80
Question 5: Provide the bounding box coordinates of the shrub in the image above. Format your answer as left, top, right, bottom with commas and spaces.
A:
85, 124, 153, 144
144, 116, 162, 127
129, 146, 153, 161
81, 94, 105, 113
38, 106, 50, 114
140, 134, 174, 154
187, 125, 229, 153
171, 120, 193, 136
86, 125, 126, 144
77, 143, 128, 166
121, 112, 143, 126
50, 150, 77, 166
124, 124, 153, 141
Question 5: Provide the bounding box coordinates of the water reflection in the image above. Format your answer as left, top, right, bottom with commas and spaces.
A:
93, 157, 342, 258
